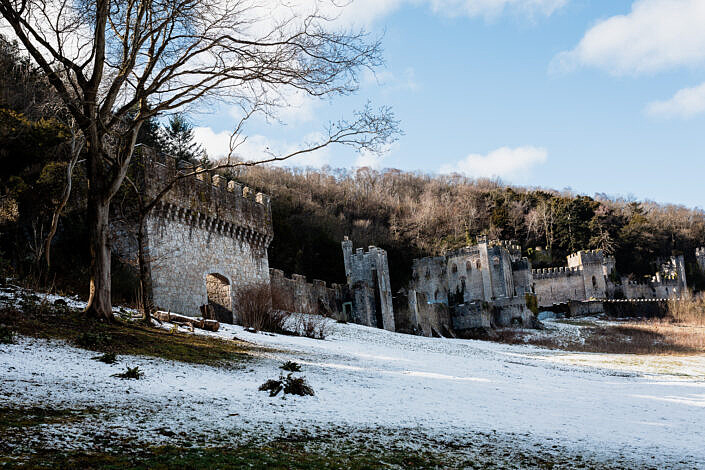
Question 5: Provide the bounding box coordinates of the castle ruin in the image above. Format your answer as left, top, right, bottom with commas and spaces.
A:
133, 150, 273, 323
532, 250, 687, 306
115, 149, 701, 336
407, 236, 535, 336
341, 237, 395, 331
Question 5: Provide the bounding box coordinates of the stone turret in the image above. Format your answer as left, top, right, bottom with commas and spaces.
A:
697, 247, 705, 274
341, 238, 395, 331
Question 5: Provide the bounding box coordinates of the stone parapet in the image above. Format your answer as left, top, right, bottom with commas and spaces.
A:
137, 148, 273, 251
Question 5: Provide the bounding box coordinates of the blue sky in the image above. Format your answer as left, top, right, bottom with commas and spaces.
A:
193, 0, 705, 209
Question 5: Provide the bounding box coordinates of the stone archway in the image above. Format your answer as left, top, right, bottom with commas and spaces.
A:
206, 273, 233, 324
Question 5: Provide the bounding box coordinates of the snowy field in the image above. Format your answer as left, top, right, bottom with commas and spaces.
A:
1, 290, 705, 467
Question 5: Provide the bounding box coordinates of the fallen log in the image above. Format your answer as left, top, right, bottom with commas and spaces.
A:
153, 311, 220, 332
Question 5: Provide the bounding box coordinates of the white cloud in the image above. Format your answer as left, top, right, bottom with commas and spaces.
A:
355, 151, 384, 170
646, 82, 705, 119
440, 146, 547, 180
194, 127, 331, 168
193, 127, 234, 158
552, 0, 705, 75
428, 0, 566, 20
364, 67, 419, 92
261, 0, 566, 29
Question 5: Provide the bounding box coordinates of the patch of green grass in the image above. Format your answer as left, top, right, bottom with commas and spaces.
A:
0, 324, 15, 344
0, 300, 270, 366
0, 406, 92, 429
3, 442, 452, 469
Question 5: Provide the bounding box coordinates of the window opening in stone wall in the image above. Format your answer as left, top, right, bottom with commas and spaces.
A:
451, 263, 457, 274
466, 260, 472, 271
205, 273, 233, 324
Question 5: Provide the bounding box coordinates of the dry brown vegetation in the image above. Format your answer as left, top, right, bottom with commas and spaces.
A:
668, 291, 705, 326
234, 283, 290, 333
496, 318, 705, 355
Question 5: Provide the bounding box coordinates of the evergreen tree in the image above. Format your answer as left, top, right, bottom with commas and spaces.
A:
163, 114, 203, 166
136, 114, 168, 154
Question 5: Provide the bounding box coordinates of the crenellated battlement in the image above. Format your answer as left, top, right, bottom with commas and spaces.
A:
567, 249, 605, 267
531, 266, 581, 279
138, 148, 273, 251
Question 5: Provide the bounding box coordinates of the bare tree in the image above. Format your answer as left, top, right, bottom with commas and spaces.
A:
0, 0, 398, 320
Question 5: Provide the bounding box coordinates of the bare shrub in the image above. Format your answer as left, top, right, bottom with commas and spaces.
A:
294, 313, 330, 340
235, 283, 289, 333
668, 291, 705, 326
280, 361, 301, 372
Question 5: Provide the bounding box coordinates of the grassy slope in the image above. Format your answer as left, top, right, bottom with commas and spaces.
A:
0, 294, 268, 365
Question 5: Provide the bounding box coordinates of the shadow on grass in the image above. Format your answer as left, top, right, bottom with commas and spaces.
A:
0, 298, 269, 366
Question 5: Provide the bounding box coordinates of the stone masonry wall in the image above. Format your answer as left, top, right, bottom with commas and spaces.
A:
269, 268, 341, 316
146, 213, 270, 318
139, 150, 274, 321
341, 237, 395, 331
532, 267, 586, 307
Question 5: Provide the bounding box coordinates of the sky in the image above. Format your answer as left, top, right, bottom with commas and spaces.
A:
191, 0, 705, 210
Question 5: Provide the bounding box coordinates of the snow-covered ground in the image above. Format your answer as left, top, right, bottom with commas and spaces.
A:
1, 290, 705, 467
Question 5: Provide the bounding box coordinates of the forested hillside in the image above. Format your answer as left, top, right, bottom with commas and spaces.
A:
230, 163, 705, 291
2, 33, 704, 297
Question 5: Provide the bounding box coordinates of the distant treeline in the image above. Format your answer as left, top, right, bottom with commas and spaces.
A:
1, 32, 704, 297
227, 163, 705, 292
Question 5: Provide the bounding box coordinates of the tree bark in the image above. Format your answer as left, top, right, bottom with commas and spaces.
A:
137, 214, 154, 323
85, 191, 113, 321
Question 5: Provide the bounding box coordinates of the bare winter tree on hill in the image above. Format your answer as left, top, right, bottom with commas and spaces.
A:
0, 0, 399, 321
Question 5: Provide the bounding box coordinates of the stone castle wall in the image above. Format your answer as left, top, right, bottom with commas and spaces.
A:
410, 238, 535, 334
139, 150, 273, 321
341, 238, 395, 331
697, 247, 705, 274
269, 268, 341, 316
532, 267, 586, 306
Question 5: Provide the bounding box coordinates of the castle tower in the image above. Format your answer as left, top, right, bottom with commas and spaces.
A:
697, 247, 705, 274
340, 238, 395, 332
567, 250, 608, 300
342, 236, 354, 285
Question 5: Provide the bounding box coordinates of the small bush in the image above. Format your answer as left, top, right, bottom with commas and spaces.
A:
258, 378, 283, 397
258, 373, 314, 397
235, 283, 290, 333
295, 313, 330, 339
283, 374, 314, 396
0, 325, 15, 344
280, 361, 301, 372
75, 332, 112, 350
92, 352, 117, 364
668, 291, 705, 326
111, 366, 143, 380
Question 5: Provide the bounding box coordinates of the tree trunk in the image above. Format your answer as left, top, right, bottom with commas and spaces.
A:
137, 213, 154, 323
85, 192, 113, 321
